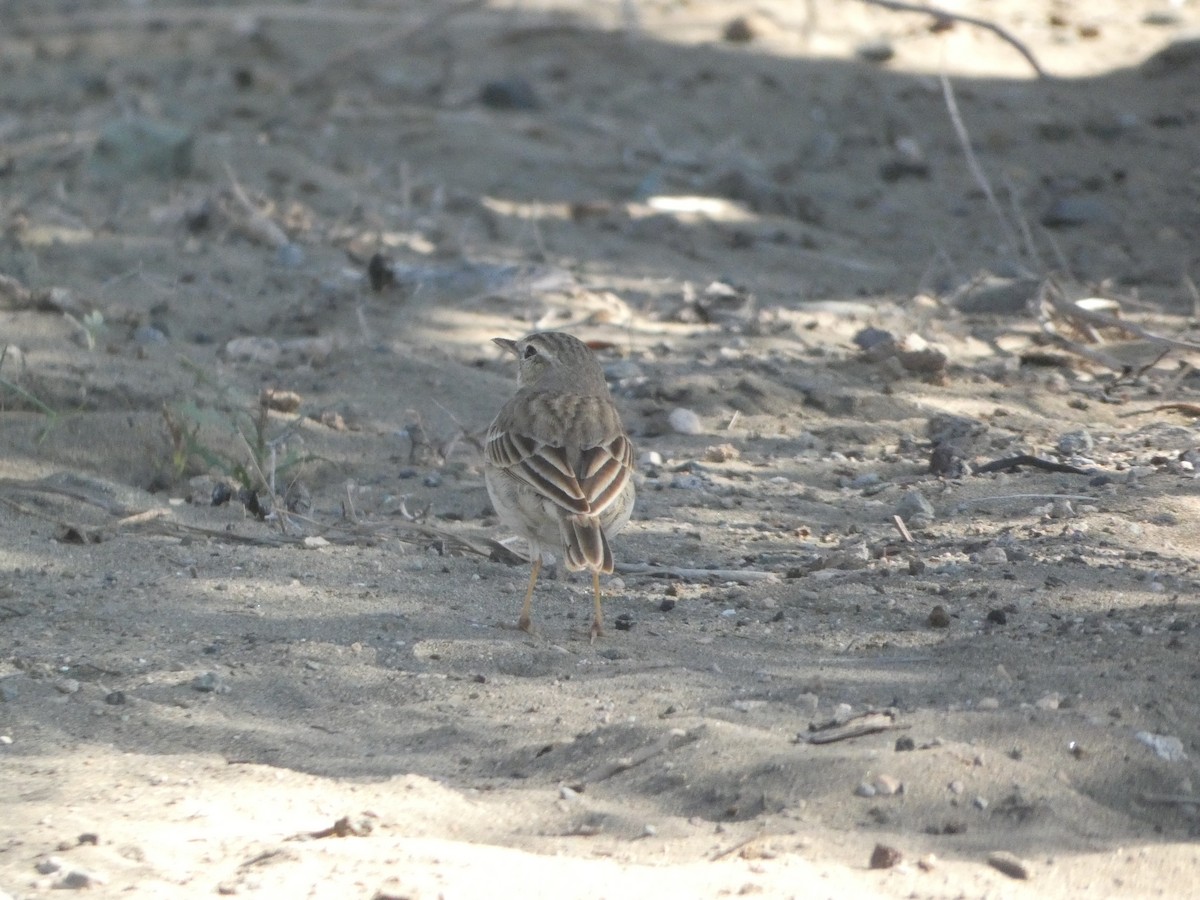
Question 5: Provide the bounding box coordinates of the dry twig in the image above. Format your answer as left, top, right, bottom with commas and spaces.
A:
855, 0, 1048, 78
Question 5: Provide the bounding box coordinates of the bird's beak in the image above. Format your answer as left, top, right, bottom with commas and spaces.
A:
493, 337, 520, 356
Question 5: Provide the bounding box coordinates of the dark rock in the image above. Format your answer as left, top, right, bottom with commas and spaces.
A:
480, 78, 540, 111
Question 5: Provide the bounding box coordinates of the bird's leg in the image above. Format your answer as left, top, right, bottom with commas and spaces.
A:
589, 570, 604, 643
518, 556, 542, 633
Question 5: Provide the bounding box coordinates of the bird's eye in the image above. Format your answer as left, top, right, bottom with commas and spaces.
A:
523, 345, 538, 359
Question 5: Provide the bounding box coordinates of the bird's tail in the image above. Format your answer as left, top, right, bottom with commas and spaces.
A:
563, 515, 614, 574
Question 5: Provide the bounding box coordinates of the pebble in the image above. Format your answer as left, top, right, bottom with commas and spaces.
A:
1035, 692, 1062, 711
56, 868, 108, 890
191, 672, 229, 694
928, 605, 951, 628
954, 276, 1040, 315
276, 242, 306, 268
978, 546, 1008, 565
479, 78, 540, 111
722, 14, 760, 42
668, 408, 703, 435
856, 39, 895, 63
853, 326, 894, 351
36, 857, 64, 875
873, 774, 903, 796
638, 450, 663, 467
54, 679, 81, 695
224, 336, 281, 366
986, 851, 1030, 880
1136, 731, 1188, 762
948, 780, 964, 795
88, 116, 193, 180
1057, 429, 1093, 455
731, 699, 765, 712
1049, 499, 1076, 520
869, 843, 902, 869
854, 782, 877, 798
670, 474, 705, 490
1042, 195, 1115, 228
133, 325, 168, 345
895, 490, 934, 525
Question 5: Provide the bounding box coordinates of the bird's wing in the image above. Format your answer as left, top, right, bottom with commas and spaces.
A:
485, 426, 632, 518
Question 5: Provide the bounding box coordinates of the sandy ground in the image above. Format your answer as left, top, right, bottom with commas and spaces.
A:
2, 1, 1200, 897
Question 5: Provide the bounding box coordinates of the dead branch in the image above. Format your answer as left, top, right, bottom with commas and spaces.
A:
1039, 280, 1200, 355
940, 71, 1024, 261
616, 563, 779, 584
292, 0, 485, 93
799, 711, 906, 745
855, 0, 1048, 78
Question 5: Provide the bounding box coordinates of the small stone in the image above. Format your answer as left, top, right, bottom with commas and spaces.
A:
954, 276, 1040, 315
873, 774, 903, 796
133, 325, 168, 345
986, 609, 1008, 625
894, 736, 916, 752
928, 605, 951, 628
869, 843, 903, 869
987, 851, 1030, 880
979, 546, 1008, 565
55, 679, 81, 695
1142, 10, 1181, 26
56, 868, 108, 889
854, 327, 894, 352
275, 242, 305, 268
1042, 195, 1115, 228
854, 782, 877, 798
1057, 429, 1093, 455
668, 408, 703, 435
1136, 731, 1188, 762
723, 15, 758, 42
857, 39, 894, 63
88, 116, 193, 180
1035, 692, 1061, 711
36, 857, 64, 875
104, 691, 126, 705
1049, 498, 1076, 520
480, 78, 540, 111
703, 443, 740, 463
614, 613, 634, 632
948, 780, 965, 795
973, 796, 989, 811
659, 598, 676, 612
896, 490, 934, 524
639, 450, 663, 467
224, 336, 281, 366
191, 672, 228, 694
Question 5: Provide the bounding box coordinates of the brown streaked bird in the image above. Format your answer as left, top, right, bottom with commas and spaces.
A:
485, 331, 635, 640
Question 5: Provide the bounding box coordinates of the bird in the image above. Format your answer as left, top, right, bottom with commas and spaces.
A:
484, 331, 636, 640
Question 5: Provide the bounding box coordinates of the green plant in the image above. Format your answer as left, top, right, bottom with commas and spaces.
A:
0, 344, 61, 442
164, 357, 318, 505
